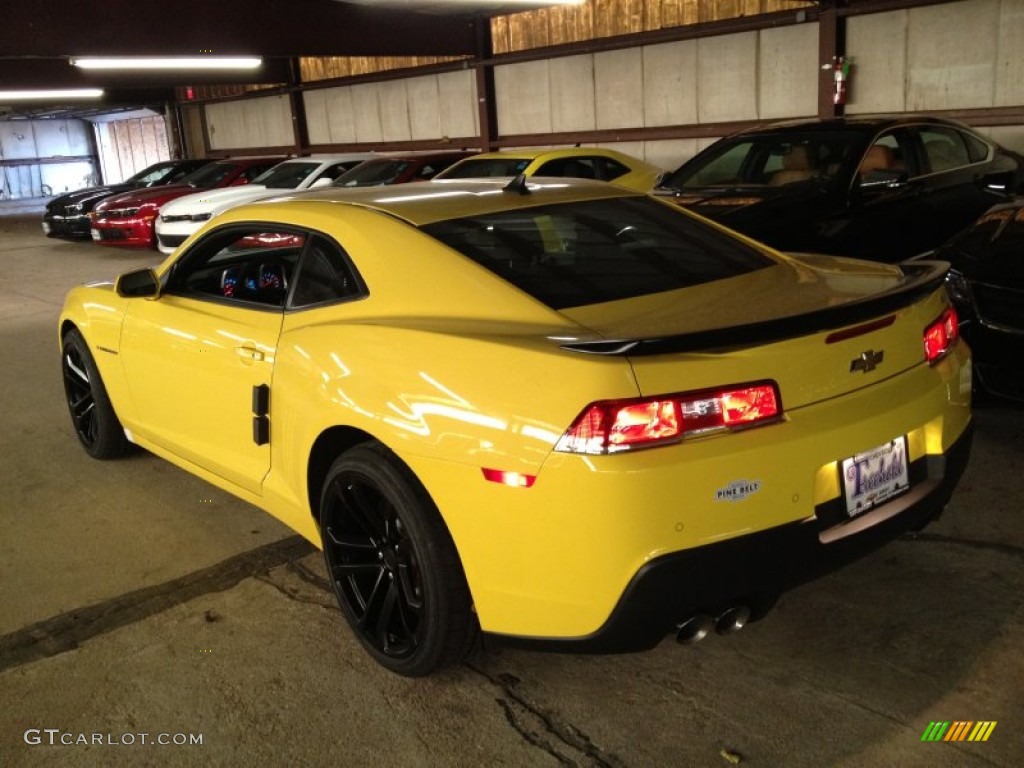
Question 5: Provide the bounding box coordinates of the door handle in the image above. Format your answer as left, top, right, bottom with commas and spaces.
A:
236, 346, 265, 363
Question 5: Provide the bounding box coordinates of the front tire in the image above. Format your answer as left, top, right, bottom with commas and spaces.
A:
61, 328, 128, 459
319, 442, 476, 676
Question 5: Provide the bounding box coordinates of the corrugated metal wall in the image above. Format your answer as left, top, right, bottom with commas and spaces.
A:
0, 121, 95, 200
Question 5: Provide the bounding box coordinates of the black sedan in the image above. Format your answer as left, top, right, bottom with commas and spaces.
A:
42, 158, 212, 240
934, 198, 1024, 402
657, 116, 1024, 262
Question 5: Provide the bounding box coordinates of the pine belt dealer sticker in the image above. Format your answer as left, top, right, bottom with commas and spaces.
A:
715, 479, 762, 503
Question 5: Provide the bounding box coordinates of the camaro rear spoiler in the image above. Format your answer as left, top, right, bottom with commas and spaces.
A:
559, 260, 951, 356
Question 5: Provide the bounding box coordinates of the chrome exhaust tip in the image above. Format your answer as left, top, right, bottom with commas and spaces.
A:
676, 615, 715, 645
715, 606, 751, 635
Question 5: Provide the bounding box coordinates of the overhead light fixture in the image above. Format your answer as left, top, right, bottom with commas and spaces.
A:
0, 89, 104, 100
70, 57, 262, 70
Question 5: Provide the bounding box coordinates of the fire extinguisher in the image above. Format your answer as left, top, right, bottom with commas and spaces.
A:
832, 56, 850, 106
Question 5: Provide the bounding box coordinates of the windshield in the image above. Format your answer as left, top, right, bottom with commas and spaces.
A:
334, 159, 411, 187
180, 162, 240, 188
665, 132, 864, 190
253, 162, 320, 189
438, 157, 531, 179
126, 162, 181, 185
422, 197, 774, 310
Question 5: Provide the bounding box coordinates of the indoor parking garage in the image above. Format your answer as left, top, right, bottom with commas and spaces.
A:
1, 0, 1022, 766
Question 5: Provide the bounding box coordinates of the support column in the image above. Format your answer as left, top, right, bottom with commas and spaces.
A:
474, 20, 498, 152
288, 58, 310, 155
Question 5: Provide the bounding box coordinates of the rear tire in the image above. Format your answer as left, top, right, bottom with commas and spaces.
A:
319, 442, 477, 676
61, 328, 129, 459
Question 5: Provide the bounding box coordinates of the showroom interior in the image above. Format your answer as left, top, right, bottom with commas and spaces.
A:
1, 0, 1022, 765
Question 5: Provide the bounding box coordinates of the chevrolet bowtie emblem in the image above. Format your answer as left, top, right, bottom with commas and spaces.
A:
850, 350, 884, 373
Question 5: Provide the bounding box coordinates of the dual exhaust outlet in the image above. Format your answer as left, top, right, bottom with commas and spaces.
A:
676, 606, 751, 644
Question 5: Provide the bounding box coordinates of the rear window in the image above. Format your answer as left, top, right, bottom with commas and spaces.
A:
421, 197, 775, 310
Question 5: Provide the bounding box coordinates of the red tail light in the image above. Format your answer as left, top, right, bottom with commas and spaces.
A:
481, 468, 536, 488
555, 381, 782, 455
923, 306, 959, 364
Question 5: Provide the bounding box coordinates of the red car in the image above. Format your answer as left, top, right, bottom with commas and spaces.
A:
90, 156, 286, 248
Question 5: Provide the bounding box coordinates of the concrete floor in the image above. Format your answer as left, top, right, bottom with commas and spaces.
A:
0, 215, 1021, 767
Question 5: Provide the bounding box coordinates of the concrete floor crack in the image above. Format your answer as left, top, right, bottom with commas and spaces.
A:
253, 572, 336, 611
901, 531, 1024, 561
466, 663, 627, 768
0, 535, 315, 674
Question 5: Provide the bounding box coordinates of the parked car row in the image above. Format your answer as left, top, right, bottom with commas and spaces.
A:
46, 118, 1023, 401
43, 147, 667, 252
42, 158, 213, 239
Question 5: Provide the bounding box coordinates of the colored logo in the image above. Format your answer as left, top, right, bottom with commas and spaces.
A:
921, 721, 997, 742
714, 479, 761, 503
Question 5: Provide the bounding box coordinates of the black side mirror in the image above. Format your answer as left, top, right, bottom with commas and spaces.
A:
116, 268, 160, 298
977, 170, 1015, 198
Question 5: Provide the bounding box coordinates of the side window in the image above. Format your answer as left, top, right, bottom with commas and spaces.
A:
919, 127, 972, 173
289, 234, 364, 308
596, 158, 629, 181
536, 157, 598, 179
243, 163, 275, 182
165, 226, 306, 309
320, 162, 357, 182
962, 131, 991, 163
858, 131, 912, 183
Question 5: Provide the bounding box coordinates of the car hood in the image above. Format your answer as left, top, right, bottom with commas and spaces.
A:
48, 184, 136, 210
98, 184, 203, 209
160, 185, 270, 216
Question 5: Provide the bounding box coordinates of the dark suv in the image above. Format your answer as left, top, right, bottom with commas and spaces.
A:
657, 116, 1024, 262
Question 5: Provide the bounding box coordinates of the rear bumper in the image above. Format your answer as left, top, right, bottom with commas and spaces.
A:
492, 422, 972, 654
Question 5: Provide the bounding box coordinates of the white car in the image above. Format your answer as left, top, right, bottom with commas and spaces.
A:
155, 154, 376, 254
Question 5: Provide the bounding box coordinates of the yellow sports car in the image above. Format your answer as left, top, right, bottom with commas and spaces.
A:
60, 178, 973, 676
433, 146, 663, 192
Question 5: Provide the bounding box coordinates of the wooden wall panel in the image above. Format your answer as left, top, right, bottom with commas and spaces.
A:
491, 0, 813, 53
300, 56, 463, 82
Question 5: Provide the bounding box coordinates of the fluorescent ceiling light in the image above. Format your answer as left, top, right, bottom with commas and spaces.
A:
0, 89, 104, 100
71, 57, 262, 70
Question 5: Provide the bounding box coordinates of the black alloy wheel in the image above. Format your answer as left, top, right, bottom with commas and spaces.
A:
319, 442, 476, 676
61, 329, 128, 459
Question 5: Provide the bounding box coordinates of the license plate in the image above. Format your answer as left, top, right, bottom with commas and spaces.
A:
42, 222, 51, 235
91, 228, 101, 241
841, 436, 909, 517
